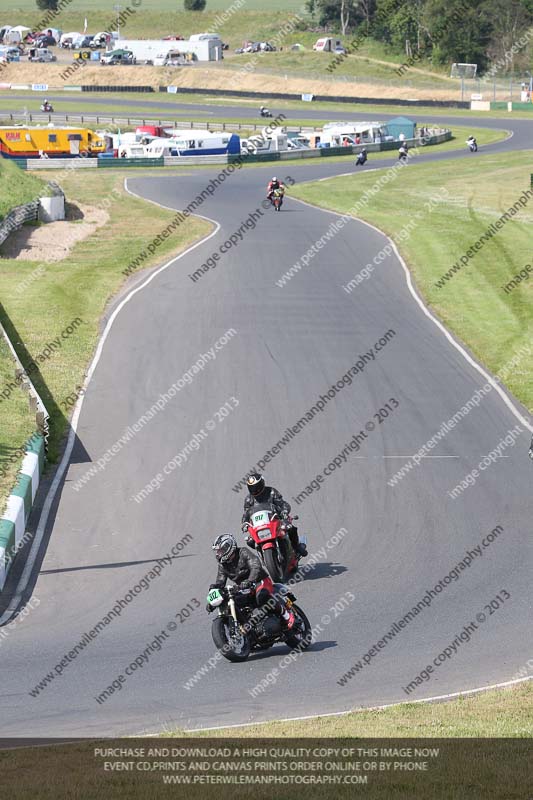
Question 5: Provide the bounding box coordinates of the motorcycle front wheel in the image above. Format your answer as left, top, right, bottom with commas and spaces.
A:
285, 604, 312, 651
212, 617, 251, 662
264, 546, 284, 582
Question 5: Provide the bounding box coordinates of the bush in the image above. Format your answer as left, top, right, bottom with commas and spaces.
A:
36, 0, 59, 10
184, 0, 206, 9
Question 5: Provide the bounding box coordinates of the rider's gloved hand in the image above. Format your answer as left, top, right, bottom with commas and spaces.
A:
241, 522, 249, 533
206, 602, 213, 613
239, 580, 254, 591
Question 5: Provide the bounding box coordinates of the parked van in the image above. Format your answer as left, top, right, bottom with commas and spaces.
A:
101, 49, 135, 64
153, 49, 185, 66
313, 37, 343, 52
29, 47, 56, 62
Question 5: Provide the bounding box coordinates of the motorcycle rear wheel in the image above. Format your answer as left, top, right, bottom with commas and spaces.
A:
212, 617, 251, 662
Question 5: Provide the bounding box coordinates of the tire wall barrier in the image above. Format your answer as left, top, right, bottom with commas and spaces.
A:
158, 85, 471, 109
0, 201, 39, 246
81, 85, 154, 92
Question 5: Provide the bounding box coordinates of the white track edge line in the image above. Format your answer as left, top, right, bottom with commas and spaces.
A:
0, 181, 221, 623
182, 674, 533, 733
290, 194, 533, 435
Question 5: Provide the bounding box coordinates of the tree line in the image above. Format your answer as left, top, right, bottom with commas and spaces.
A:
306, 0, 533, 74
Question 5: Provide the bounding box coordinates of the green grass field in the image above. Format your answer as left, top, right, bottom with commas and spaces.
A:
291, 150, 533, 411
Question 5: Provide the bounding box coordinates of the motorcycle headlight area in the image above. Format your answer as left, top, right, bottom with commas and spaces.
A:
207, 589, 224, 607
256, 528, 272, 539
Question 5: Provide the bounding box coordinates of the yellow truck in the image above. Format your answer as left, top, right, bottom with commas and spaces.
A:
0, 125, 106, 159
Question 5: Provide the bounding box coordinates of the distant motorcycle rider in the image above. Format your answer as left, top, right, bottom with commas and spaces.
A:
208, 533, 295, 628
267, 177, 285, 201
398, 144, 408, 161
355, 148, 367, 166
466, 135, 478, 152
242, 473, 307, 557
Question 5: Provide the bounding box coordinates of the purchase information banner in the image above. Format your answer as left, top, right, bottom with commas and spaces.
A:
0, 738, 530, 798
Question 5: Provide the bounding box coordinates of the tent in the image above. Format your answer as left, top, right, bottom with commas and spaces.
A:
385, 116, 416, 140
4, 26, 31, 43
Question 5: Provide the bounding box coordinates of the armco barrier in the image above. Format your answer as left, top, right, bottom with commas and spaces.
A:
25, 158, 98, 170
0, 434, 45, 592
97, 156, 165, 168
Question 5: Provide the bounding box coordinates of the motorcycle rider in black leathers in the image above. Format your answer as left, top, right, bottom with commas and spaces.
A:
208, 533, 295, 628
241, 473, 307, 557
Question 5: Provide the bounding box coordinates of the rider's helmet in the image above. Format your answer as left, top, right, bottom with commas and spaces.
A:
272, 177, 278, 183
246, 472, 265, 496
212, 533, 238, 564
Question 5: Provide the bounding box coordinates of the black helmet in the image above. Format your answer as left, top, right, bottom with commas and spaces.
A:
246, 472, 265, 496
212, 533, 238, 564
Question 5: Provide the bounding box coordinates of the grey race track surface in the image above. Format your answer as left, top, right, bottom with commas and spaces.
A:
0, 107, 532, 737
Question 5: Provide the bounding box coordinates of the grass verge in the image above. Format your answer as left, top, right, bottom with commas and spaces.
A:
168, 681, 533, 737
0, 335, 37, 513
290, 150, 533, 411
0, 169, 210, 511
0, 159, 47, 220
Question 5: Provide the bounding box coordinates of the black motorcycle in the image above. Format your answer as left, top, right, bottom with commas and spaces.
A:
398, 146, 408, 162
467, 137, 478, 152
260, 106, 272, 118
355, 150, 367, 166
206, 583, 311, 662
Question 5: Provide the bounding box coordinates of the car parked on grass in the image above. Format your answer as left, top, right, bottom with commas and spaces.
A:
235, 40, 276, 54
0, 46, 21, 62
29, 47, 56, 62
101, 49, 136, 65
74, 35, 94, 49
89, 32, 110, 48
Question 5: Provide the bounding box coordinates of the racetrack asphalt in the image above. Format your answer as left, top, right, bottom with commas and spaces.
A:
0, 105, 531, 736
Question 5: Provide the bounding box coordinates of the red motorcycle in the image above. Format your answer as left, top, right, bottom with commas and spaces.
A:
245, 503, 304, 582
270, 188, 284, 211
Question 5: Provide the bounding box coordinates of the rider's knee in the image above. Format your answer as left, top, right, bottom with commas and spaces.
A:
256, 588, 271, 607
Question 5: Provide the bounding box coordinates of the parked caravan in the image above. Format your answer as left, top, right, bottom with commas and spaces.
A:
0, 126, 106, 159
144, 130, 240, 157
313, 37, 342, 52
